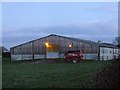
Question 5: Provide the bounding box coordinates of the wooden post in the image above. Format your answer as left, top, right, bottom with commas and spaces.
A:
32, 42, 34, 60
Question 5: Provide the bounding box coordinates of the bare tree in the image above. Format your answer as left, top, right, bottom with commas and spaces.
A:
117, 37, 120, 46
113, 37, 120, 47
97, 40, 102, 43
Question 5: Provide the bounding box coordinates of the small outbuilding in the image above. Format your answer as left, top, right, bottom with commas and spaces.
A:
0, 46, 10, 58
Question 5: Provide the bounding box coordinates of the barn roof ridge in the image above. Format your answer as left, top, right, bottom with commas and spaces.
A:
11, 34, 117, 49
10, 34, 52, 48
50, 34, 99, 45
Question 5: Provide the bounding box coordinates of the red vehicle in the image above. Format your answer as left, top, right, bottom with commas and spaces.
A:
64, 50, 83, 63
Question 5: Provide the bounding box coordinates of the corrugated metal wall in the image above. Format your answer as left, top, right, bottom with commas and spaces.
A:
10, 35, 100, 61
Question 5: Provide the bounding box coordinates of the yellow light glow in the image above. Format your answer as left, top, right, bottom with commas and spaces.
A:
69, 44, 72, 48
45, 43, 49, 47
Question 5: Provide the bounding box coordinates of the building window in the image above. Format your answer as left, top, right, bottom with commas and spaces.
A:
110, 51, 112, 53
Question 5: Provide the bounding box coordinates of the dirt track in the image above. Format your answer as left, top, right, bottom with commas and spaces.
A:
21, 59, 66, 64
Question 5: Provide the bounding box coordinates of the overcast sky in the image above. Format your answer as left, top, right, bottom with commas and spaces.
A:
2, 2, 118, 49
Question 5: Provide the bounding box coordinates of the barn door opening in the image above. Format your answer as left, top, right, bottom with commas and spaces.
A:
45, 43, 59, 59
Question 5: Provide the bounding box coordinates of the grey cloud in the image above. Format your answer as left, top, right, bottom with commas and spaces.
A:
5, 19, 116, 35
2, 19, 117, 49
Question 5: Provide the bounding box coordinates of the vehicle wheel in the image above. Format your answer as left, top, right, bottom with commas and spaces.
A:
72, 59, 78, 63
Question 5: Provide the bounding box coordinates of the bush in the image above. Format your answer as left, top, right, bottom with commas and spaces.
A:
92, 59, 120, 88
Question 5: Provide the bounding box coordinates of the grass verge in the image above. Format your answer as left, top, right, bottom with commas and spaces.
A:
2, 58, 112, 88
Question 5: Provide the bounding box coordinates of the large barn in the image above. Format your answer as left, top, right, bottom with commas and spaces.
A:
10, 34, 119, 61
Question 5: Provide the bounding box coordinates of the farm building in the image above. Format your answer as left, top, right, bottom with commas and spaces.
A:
0, 46, 10, 58
10, 34, 119, 61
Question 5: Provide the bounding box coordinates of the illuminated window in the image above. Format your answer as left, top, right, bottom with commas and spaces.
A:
69, 44, 72, 48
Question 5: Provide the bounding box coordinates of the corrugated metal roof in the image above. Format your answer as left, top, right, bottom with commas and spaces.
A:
51, 34, 100, 45
99, 43, 118, 48
11, 34, 118, 49
0, 46, 9, 52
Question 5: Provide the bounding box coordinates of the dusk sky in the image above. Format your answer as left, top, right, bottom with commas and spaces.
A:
2, 2, 118, 49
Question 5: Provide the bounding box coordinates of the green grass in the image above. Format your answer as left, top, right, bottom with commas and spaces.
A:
2, 58, 112, 88
0, 57, 2, 89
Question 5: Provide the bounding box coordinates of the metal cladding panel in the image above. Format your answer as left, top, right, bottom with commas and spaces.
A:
11, 55, 22, 61
34, 54, 45, 59
100, 47, 114, 60
83, 54, 98, 60
22, 55, 33, 60
46, 52, 59, 58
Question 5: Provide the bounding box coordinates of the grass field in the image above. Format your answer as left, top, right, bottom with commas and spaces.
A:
2, 58, 112, 88
0, 57, 2, 89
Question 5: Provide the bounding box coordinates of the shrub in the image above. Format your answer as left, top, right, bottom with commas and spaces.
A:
92, 59, 120, 88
